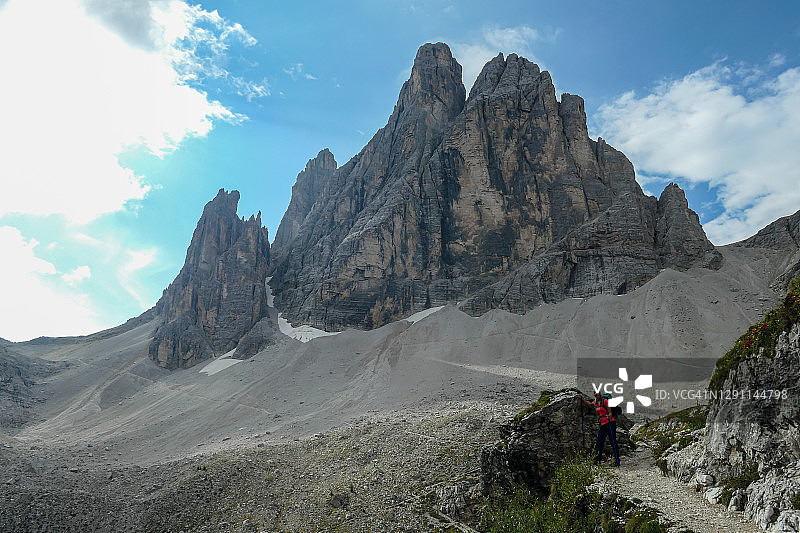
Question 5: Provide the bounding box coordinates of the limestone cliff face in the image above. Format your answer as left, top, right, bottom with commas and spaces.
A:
269, 43, 721, 331
705, 323, 800, 475
149, 189, 271, 370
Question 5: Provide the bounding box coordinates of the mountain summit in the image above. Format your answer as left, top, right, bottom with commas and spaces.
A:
268, 43, 721, 331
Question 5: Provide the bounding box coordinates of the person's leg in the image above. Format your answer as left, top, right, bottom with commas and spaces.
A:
608, 420, 620, 466
594, 424, 609, 462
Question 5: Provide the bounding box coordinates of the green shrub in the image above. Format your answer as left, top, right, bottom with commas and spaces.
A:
479, 456, 601, 533
635, 405, 708, 464
721, 464, 759, 490
624, 508, 667, 533
710, 276, 800, 391
719, 487, 733, 507
678, 435, 694, 450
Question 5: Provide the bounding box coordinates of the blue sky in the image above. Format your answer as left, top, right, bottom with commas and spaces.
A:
1, 0, 799, 341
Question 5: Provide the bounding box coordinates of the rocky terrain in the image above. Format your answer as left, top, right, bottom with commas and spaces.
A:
1, 42, 800, 533
0, 343, 65, 428
0, 401, 515, 533
480, 388, 632, 496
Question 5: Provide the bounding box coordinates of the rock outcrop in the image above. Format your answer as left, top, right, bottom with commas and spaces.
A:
663, 279, 800, 532
480, 388, 632, 496
148, 189, 272, 370
0, 344, 64, 428
655, 183, 721, 271
269, 43, 721, 332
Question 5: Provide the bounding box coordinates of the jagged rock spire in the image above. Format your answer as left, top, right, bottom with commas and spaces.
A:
149, 189, 271, 370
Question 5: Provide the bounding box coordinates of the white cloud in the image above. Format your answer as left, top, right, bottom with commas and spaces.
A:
0, 0, 261, 341
597, 61, 800, 244
62, 265, 92, 286
768, 53, 786, 68
0, 227, 103, 341
284, 62, 317, 81
451, 25, 556, 92
0, 0, 254, 224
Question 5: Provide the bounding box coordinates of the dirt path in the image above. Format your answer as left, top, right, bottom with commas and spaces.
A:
609, 447, 761, 533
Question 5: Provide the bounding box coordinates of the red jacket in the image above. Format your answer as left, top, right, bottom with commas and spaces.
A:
596, 398, 615, 425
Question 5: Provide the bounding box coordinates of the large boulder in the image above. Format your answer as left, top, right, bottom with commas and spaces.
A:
480, 388, 632, 496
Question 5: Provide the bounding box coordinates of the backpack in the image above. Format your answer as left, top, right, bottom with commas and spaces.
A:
600, 392, 623, 418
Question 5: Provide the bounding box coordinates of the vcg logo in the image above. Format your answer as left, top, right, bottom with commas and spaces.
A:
592, 368, 653, 414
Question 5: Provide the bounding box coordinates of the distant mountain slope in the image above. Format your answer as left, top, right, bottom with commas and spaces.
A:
732, 208, 800, 291
269, 43, 720, 332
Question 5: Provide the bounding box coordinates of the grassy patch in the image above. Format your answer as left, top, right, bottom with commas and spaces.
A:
634, 405, 708, 461
719, 487, 733, 508
624, 508, 668, 533
513, 388, 570, 424
709, 276, 800, 391
792, 491, 800, 510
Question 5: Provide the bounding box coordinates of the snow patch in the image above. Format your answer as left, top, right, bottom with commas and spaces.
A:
278, 315, 340, 343
199, 349, 241, 376
404, 306, 445, 324
265, 276, 274, 307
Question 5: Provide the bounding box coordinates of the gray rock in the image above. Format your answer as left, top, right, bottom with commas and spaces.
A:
655, 183, 721, 270
772, 510, 800, 532
736, 209, 800, 292
0, 343, 64, 428
705, 324, 800, 475
662, 314, 800, 531
149, 189, 271, 369
690, 472, 716, 489
329, 492, 350, 508
233, 308, 279, 359
436, 481, 476, 518
272, 148, 337, 254
728, 489, 746, 512
704, 486, 725, 504
745, 462, 800, 527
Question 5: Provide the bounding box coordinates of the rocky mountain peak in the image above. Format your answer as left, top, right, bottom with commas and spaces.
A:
273, 149, 338, 250
149, 189, 272, 370
655, 183, 721, 270
468, 52, 543, 100
267, 45, 723, 331
397, 42, 465, 122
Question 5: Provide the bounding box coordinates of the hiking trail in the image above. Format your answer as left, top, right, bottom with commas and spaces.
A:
609, 447, 761, 533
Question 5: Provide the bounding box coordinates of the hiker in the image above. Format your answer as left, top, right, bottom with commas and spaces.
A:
576, 392, 621, 467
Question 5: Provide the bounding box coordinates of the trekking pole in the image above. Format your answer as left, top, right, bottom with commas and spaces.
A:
579, 397, 585, 450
